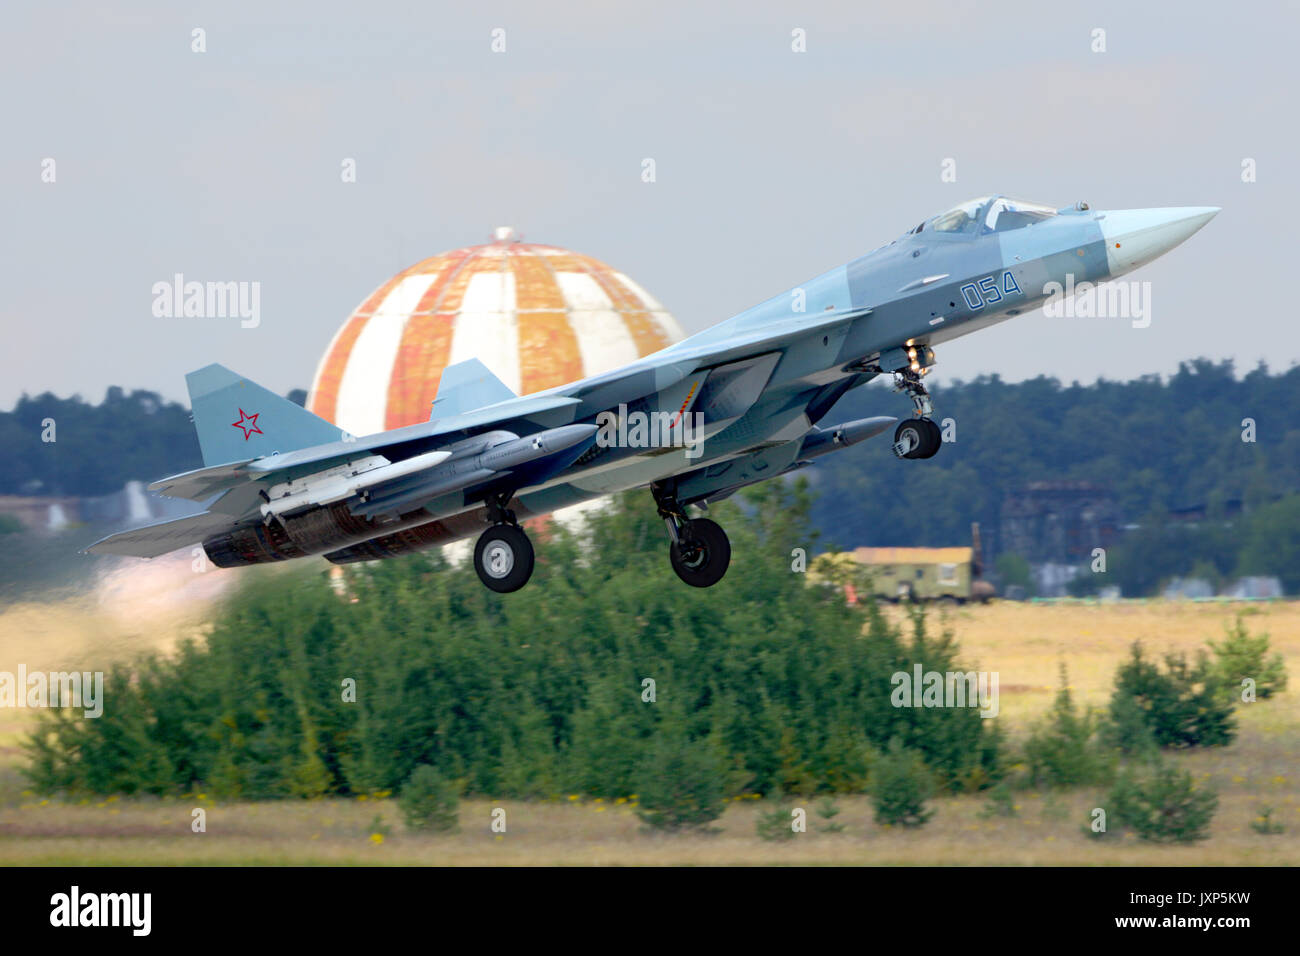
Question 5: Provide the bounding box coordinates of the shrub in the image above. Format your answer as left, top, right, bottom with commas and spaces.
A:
1106, 758, 1217, 843
755, 796, 798, 841
366, 813, 392, 842
978, 780, 1017, 819
1209, 617, 1287, 702
633, 733, 729, 832
398, 765, 459, 833
870, 739, 934, 828
1023, 666, 1113, 788
1249, 807, 1284, 835
815, 797, 845, 833
1106, 643, 1236, 751
23, 488, 1001, 801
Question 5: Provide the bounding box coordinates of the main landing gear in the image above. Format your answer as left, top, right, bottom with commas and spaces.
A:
892, 367, 942, 460
652, 483, 731, 588
473, 494, 534, 593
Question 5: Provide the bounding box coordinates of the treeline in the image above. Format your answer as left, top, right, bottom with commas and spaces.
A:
0, 388, 200, 497
6, 359, 1299, 593
809, 359, 1300, 592
8, 359, 1295, 512
24, 484, 1000, 800
0, 386, 306, 497
811, 358, 1299, 548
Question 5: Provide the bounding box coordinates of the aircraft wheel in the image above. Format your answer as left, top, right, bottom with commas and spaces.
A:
669, 518, 731, 588
894, 418, 942, 459
474, 523, 534, 593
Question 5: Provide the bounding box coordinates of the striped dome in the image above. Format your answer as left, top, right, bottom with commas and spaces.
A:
308, 228, 685, 437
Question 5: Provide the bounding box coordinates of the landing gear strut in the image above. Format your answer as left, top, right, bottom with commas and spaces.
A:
892, 368, 942, 460
473, 494, 534, 593
651, 482, 731, 588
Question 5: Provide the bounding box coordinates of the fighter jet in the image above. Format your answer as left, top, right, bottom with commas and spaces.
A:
90, 196, 1218, 592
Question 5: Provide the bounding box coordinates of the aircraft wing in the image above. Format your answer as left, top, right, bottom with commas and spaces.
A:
147, 305, 873, 506
242, 394, 585, 477
85, 510, 244, 558
650, 306, 873, 368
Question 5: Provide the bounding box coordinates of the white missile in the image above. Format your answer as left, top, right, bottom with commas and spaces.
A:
261, 449, 453, 518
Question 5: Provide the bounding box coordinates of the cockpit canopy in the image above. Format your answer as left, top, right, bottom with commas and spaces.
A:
912, 195, 1058, 236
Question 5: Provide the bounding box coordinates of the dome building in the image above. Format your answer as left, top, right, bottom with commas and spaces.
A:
308, 227, 685, 436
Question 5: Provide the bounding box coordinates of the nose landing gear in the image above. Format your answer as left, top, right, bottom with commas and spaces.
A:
893, 417, 942, 459
892, 367, 942, 460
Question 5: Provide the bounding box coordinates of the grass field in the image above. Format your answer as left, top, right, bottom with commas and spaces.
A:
1, 589, 1297, 865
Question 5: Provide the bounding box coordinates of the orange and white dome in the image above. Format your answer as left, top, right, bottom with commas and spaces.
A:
308, 227, 685, 437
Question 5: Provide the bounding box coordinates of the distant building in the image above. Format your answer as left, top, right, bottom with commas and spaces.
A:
0, 481, 196, 534
1032, 561, 1083, 598
1162, 577, 1215, 600
999, 481, 1120, 567
1225, 576, 1284, 599
1166, 498, 1244, 524
0, 494, 83, 533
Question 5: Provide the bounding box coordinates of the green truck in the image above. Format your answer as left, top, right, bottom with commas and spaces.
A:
811, 530, 995, 604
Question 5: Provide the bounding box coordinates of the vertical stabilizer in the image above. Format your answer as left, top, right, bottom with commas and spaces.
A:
186, 364, 344, 466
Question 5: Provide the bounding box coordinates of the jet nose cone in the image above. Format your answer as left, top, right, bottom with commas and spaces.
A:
1100, 206, 1220, 276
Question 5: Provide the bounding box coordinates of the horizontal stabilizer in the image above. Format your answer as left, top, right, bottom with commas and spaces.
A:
85, 511, 243, 558
430, 358, 517, 420
148, 458, 257, 501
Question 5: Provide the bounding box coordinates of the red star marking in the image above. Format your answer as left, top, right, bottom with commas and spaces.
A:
231, 408, 263, 440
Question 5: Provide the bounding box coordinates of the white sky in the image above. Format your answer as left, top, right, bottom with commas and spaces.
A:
3, 0, 1296, 408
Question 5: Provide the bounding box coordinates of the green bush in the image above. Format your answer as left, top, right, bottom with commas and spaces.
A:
755, 795, 798, 841
1208, 617, 1287, 702
1249, 806, 1284, 835
978, 780, 1017, 819
1106, 643, 1236, 751
815, 797, 845, 833
23, 485, 1001, 801
398, 765, 459, 833
633, 731, 729, 832
1105, 758, 1217, 843
1024, 666, 1114, 788
870, 739, 934, 828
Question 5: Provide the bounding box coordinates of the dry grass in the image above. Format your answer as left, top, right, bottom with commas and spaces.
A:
1, 597, 1297, 864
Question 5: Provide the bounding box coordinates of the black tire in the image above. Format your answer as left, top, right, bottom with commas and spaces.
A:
669, 517, 731, 588
474, 524, 534, 593
894, 418, 942, 459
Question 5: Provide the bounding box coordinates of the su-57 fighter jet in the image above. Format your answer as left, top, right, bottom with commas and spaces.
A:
91, 196, 1218, 592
